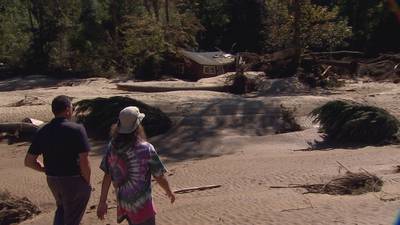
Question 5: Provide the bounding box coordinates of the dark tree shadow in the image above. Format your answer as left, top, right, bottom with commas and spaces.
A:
0, 75, 91, 92
149, 97, 291, 162
305, 136, 399, 151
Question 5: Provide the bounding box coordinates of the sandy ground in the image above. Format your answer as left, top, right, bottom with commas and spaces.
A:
0, 75, 400, 225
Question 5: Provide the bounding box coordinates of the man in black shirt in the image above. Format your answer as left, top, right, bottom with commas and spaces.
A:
25, 95, 91, 225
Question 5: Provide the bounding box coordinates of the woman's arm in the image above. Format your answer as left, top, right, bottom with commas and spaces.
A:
97, 173, 112, 220
154, 175, 175, 203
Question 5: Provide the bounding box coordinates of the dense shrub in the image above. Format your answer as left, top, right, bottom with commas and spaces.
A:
311, 100, 400, 145
74, 96, 172, 139
228, 73, 249, 94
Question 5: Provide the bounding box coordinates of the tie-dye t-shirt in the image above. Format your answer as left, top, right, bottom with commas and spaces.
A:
100, 140, 167, 224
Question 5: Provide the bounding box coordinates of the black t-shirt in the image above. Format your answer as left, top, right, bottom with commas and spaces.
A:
28, 117, 90, 176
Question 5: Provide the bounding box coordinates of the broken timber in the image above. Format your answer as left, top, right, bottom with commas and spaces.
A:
173, 185, 222, 194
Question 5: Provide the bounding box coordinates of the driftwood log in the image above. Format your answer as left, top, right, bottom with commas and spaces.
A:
116, 82, 227, 92
364, 54, 400, 64
240, 48, 297, 65
307, 51, 364, 58
0, 122, 39, 134
302, 58, 359, 74
173, 185, 222, 194
309, 52, 400, 77
0, 118, 43, 144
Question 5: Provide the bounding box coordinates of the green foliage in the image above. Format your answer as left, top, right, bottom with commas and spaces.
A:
68, 0, 109, 74
176, 0, 230, 50
74, 96, 172, 139
121, 15, 166, 78
263, 0, 293, 52
264, 0, 352, 52
0, 0, 398, 76
0, 0, 200, 77
0, 0, 31, 67
121, 11, 202, 79
299, 4, 352, 50
228, 0, 266, 52
338, 0, 400, 53
337, 0, 383, 51
311, 100, 400, 145
24, 0, 82, 72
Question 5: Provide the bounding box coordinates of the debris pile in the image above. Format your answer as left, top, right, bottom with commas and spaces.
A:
0, 191, 40, 225
271, 163, 383, 195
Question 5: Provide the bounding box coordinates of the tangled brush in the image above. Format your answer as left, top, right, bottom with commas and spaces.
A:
0, 191, 41, 225
310, 100, 400, 145
74, 96, 172, 139
292, 172, 383, 195
271, 163, 383, 195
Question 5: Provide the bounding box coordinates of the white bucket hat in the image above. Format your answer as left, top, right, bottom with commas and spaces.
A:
117, 106, 145, 134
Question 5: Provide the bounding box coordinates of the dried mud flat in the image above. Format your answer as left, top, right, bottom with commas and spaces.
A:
0, 75, 399, 225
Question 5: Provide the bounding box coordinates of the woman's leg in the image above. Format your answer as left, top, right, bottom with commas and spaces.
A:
129, 216, 156, 225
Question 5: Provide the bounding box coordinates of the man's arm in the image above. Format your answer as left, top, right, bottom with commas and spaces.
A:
24, 153, 45, 173
79, 152, 91, 185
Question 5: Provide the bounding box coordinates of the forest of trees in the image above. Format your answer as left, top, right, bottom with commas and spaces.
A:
0, 0, 399, 79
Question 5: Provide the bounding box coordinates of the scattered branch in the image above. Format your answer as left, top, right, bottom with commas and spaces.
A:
174, 185, 222, 194
280, 197, 314, 212
336, 161, 351, 173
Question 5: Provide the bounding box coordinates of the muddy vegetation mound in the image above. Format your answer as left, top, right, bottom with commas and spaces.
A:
311, 100, 400, 146
299, 172, 383, 195
272, 171, 383, 195
74, 96, 172, 139
0, 191, 40, 225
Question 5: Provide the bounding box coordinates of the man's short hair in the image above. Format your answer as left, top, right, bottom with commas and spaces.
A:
52, 95, 72, 114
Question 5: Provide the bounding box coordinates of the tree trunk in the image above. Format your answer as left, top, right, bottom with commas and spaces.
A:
26, 0, 35, 31
144, 0, 152, 14
293, 0, 302, 71
152, 0, 160, 21
165, 0, 170, 24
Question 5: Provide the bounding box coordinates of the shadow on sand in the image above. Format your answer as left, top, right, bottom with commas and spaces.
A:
298, 136, 400, 151
0, 75, 90, 92
149, 97, 291, 162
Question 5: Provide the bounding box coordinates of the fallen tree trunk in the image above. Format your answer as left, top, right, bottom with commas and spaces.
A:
318, 59, 358, 69
0, 122, 39, 134
307, 51, 364, 58
301, 57, 359, 75
0, 119, 43, 144
116, 82, 227, 92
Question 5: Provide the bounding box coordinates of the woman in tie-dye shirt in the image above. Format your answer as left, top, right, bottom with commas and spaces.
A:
97, 107, 175, 225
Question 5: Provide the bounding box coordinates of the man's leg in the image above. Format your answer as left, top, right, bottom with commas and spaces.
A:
47, 177, 65, 225
61, 177, 91, 225
53, 205, 64, 225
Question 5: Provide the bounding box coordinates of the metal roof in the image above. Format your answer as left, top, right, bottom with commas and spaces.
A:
180, 50, 235, 66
